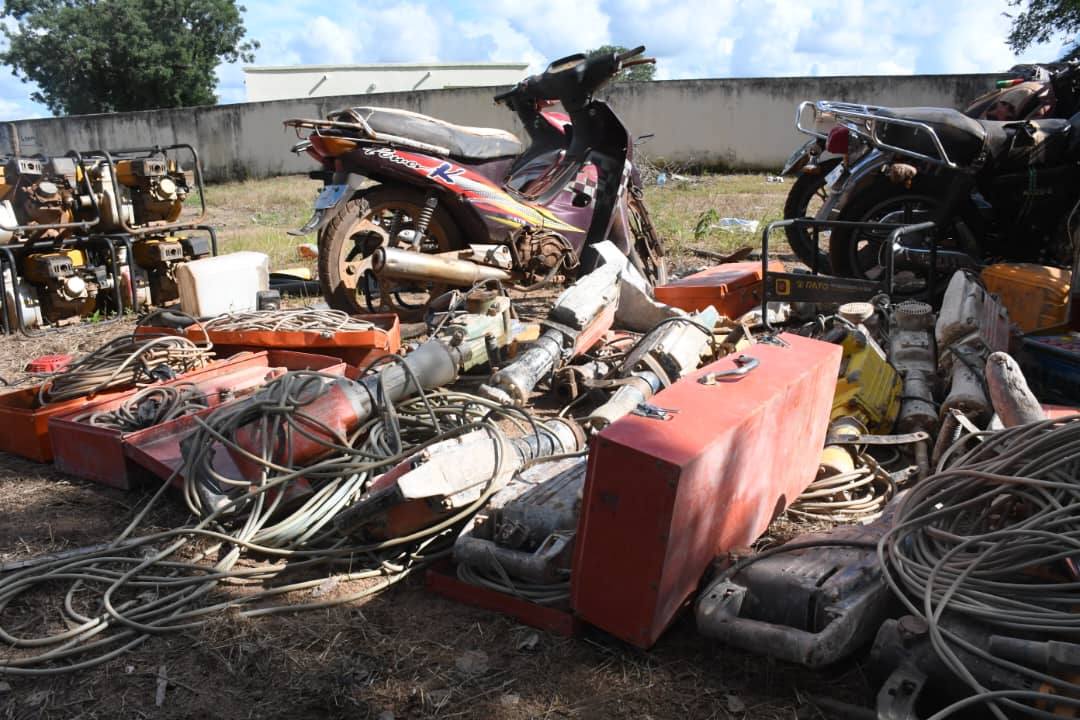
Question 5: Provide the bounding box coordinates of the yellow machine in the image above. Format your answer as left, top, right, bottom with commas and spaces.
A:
831, 329, 902, 432
820, 327, 902, 477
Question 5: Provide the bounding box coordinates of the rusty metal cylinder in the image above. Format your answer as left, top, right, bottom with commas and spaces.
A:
372, 246, 512, 287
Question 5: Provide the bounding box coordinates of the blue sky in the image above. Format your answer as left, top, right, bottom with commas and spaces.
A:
0, 0, 1069, 120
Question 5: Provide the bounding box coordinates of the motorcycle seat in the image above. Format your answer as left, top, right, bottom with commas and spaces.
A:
875, 107, 1010, 166
347, 107, 523, 161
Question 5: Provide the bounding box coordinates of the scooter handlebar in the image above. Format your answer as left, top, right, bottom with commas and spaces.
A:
616, 45, 646, 62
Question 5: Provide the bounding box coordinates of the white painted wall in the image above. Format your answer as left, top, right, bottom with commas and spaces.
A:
243, 63, 529, 101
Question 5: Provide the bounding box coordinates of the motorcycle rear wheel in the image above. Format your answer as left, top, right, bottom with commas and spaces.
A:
828, 176, 979, 281
782, 159, 841, 273
318, 186, 462, 315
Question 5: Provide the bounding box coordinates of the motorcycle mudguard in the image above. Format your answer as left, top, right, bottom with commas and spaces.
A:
818, 149, 890, 220
782, 139, 822, 176
288, 173, 371, 236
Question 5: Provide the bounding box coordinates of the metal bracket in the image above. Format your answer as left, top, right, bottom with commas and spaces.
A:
631, 403, 677, 421
825, 431, 930, 447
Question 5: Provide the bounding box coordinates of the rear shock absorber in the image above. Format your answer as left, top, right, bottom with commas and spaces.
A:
410, 192, 439, 249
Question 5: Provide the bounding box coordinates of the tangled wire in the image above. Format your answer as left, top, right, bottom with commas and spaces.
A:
79, 383, 209, 432
203, 309, 376, 334
38, 333, 213, 405
879, 416, 1080, 719
788, 450, 897, 522
0, 365, 569, 675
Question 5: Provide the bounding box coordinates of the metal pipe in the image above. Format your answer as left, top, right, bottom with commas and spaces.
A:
372, 246, 512, 287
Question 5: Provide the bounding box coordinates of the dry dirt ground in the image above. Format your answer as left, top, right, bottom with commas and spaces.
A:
0, 175, 873, 720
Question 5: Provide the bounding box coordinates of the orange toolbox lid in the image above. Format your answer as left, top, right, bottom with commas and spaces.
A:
654, 261, 785, 315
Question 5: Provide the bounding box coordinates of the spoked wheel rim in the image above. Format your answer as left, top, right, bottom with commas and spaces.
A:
336, 197, 454, 312
846, 194, 974, 282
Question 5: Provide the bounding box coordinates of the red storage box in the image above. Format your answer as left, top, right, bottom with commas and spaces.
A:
48, 350, 347, 489
571, 333, 841, 648
0, 385, 132, 463
654, 261, 785, 316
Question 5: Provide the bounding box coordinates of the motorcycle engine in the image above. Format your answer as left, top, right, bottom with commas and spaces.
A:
513, 228, 577, 285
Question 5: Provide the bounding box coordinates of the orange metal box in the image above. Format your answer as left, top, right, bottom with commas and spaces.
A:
981, 263, 1071, 333
654, 261, 785, 316
192, 313, 401, 369
0, 385, 132, 463
571, 333, 841, 648
48, 350, 346, 489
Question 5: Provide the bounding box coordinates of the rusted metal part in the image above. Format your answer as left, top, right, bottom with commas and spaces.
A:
572, 334, 842, 648
480, 264, 621, 405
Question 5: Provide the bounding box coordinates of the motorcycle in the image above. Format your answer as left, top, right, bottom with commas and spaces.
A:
285, 46, 666, 317
796, 96, 1080, 288
780, 62, 1078, 274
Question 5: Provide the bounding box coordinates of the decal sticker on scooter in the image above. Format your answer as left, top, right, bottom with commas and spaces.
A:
362, 147, 424, 171
394, 150, 585, 234
428, 162, 465, 185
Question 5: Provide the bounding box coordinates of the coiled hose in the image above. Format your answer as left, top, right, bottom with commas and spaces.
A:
879, 416, 1080, 719
0, 366, 569, 675
78, 383, 209, 432
38, 333, 213, 405
203, 308, 376, 334
788, 451, 897, 523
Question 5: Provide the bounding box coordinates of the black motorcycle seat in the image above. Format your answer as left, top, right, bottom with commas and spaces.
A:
348, 107, 523, 161
876, 106, 1007, 166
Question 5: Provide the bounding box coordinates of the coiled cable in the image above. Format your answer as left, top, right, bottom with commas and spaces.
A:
879, 416, 1080, 719
203, 308, 376, 334
79, 383, 209, 432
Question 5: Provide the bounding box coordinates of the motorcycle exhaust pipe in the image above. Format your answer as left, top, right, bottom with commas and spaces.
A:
372, 246, 512, 287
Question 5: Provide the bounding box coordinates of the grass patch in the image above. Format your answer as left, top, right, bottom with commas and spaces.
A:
200, 172, 787, 272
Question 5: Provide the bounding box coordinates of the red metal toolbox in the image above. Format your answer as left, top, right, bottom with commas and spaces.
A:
0, 384, 133, 463
48, 350, 346, 489
571, 333, 841, 648
654, 261, 785, 317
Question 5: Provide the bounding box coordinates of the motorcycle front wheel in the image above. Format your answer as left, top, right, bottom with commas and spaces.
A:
782, 159, 841, 273
828, 176, 979, 281
626, 192, 668, 288
318, 186, 462, 315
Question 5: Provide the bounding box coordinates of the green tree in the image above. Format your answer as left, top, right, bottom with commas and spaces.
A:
586, 44, 657, 82
1, 0, 258, 116
1006, 0, 1080, 60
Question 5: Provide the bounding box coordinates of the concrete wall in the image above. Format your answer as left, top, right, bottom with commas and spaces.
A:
0, 74, 997, 182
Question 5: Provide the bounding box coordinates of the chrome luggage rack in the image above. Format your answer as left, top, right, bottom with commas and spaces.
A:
284, 110, 451, 158
796, 100, 959, 168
